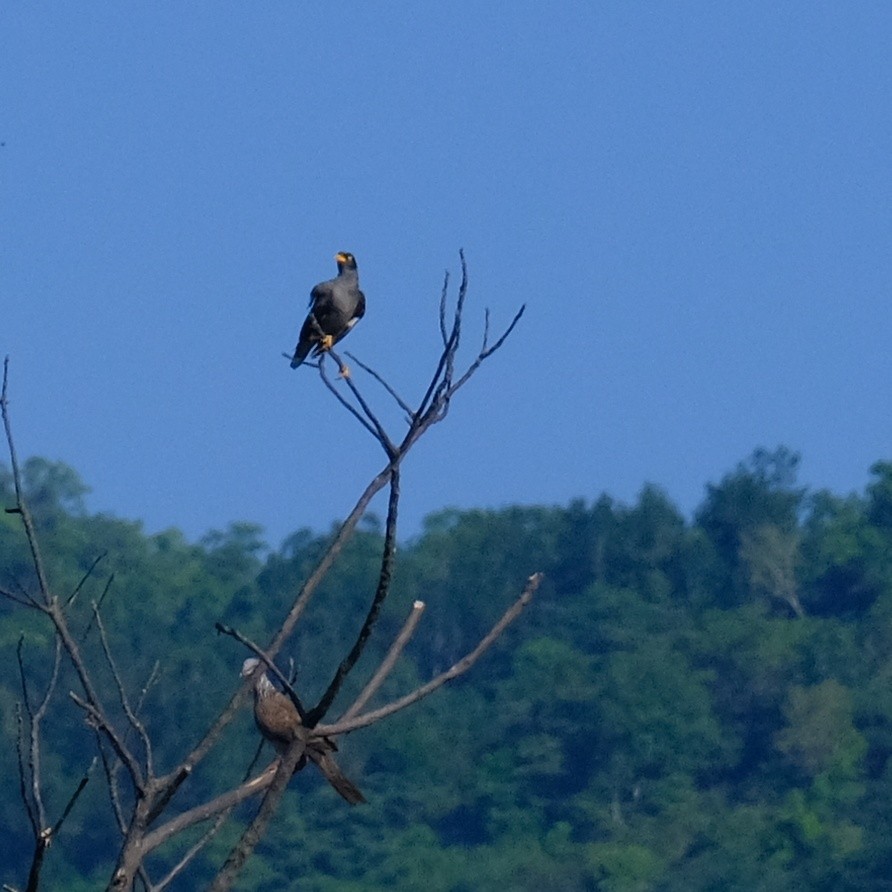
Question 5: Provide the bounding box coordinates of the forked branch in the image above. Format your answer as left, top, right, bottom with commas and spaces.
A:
317, 573, 543, 737
135, 572, 538, 861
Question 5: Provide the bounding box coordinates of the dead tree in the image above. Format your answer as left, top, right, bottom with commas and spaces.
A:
739, 523, 806, 618
0, 253, 541, 891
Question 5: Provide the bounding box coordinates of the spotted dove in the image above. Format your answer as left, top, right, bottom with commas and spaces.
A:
241, 658, 365, 805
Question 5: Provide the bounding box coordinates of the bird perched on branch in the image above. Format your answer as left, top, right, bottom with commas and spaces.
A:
241, 658, 366, 805
290, 251, 366, 369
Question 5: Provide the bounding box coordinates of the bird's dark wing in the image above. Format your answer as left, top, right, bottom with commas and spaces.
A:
292, 283, 337, 367
290, 318, 315, 368
310, 281, 336, 311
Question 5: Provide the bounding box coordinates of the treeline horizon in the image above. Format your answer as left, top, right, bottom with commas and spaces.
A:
3, 445, 892, 890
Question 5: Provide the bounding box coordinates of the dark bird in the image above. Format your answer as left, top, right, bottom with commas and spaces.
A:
290, 251, 365, 369
241, 658, 366, 805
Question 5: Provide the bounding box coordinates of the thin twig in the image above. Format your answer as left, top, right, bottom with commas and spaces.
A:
66, 551, 107, 607
134, 661, 161, 724
29, 637, 63, 831
344, 352, 415, 418
423, 250, 469, 425
438, 269, 450, 347
49, 758, 96, 837
445, 249, 469, 375
412, 327, 455, 426
68, 691, 144, 791
91, 602, 154, 778
0, 585, 40, 609
410, 303, 526, 443
317, 358, 380, 440
12, 577, 36, 604
83, 573, 115, 638
328, 348, 397, 457
154, 811, 229, 891
96, 735, 128, 834
451, 304, 526, 395
16, 634, 62, 833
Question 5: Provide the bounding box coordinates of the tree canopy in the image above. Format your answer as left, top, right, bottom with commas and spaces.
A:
3, 448, 892, 890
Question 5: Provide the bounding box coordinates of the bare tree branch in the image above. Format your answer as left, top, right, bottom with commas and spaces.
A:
208, 738, 308, 892
133, 661, 161, 726
318, 573, 543, 736
192, 579, 536, 871
344, 351, 415, 419
16, 631, 64, 892
442, 248, 470, 384
20, 635, 63, 832
153, 811, 229, 892
413, 325, 456, 427
2, 356, 51, 602
327, 348, 398, 458
307, 465, 401, 725
15, 703, 38, 838
141, 723, 270, 868
68, 691, 144, 791
15, 632, 94, 892
317, 357, 381, 441
66, 551, 107, 607
448, 304, 526, 398
141, 765, 278, 856
340, 599, 426, 722
438, 267, 450, 347
16, 757, 96, 892
96, 734, 128, 834
49, 758, 96, 838
0, 585, 40, 609
3, 376, 144, 801
82, 572, 116, 639
91, 602, 154, 777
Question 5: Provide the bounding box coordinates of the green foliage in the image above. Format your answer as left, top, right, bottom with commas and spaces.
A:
3, 447, 892, 889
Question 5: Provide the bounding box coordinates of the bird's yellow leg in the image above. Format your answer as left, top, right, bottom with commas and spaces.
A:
319, 334, 334, 351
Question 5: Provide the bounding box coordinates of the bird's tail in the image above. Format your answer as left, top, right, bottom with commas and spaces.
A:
308, 749, 366, 805
290, 344, 311, 369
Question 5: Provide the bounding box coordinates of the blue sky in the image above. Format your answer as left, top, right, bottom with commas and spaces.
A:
2, 4, 890, 548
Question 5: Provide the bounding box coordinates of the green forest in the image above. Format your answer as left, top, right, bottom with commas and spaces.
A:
3, 447, 892, 890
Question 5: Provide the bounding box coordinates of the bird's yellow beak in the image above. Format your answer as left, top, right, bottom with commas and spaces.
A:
335, 252, 348, 264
